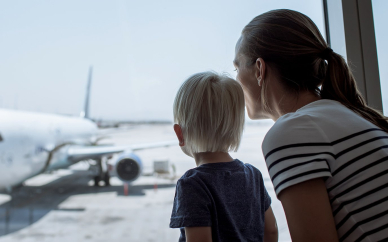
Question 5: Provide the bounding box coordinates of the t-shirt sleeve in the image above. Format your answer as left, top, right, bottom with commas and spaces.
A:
263, 185, 271, 211
170, 177, 212, 228
262, 114, 333, 197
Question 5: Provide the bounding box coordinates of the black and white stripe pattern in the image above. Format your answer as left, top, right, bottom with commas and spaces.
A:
262, 100, 388, 242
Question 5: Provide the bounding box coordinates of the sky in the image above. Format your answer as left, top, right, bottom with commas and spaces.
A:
0, 0, 386, 121
372, 0, 388, 116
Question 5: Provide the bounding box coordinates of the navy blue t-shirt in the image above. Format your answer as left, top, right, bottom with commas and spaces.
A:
169, 159, 271, 242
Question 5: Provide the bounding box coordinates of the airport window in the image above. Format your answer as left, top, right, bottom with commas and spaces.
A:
0, 1, 331, 241
372, 0, 388, 115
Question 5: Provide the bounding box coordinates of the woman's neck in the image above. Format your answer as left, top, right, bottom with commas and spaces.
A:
270, 90, 321, 121
193, 152, 234, 167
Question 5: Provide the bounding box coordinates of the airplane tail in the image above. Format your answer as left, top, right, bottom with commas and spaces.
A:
81, 66, 93, 119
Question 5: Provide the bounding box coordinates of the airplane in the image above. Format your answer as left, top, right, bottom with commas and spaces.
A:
0, 67, 176, 192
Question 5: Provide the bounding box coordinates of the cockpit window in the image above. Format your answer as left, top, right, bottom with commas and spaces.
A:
0, 133, 3, 142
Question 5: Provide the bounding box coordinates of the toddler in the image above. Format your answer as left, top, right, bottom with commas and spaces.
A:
170, 72, 278, 242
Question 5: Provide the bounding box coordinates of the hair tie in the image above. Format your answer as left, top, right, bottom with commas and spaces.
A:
320, 47, 333, 60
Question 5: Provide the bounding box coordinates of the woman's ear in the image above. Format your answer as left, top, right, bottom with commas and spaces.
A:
255, 58, 266, 86
173, 124, 185, 146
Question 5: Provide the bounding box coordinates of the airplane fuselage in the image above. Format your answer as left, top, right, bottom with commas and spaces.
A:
0, 108, 97, 190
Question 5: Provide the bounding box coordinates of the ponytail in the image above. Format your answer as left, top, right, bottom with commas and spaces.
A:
321, 51, 388, 133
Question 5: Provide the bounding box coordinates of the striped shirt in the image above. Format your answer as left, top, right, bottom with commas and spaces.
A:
262, 99, 388, 242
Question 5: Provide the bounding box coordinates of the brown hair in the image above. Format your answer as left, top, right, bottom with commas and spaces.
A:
240, 9, 388, 132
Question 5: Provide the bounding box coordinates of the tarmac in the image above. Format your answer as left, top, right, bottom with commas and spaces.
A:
0, 122, 291, 242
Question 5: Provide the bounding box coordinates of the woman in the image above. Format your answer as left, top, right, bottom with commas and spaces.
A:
234, 9, 388, 242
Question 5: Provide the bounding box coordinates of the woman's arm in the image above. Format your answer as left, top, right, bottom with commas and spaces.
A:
278, 178, 338, 242
264, 206, 278, 242
185, 227, 212, 242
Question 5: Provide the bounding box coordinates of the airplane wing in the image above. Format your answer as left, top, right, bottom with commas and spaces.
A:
67, 140, 177, 162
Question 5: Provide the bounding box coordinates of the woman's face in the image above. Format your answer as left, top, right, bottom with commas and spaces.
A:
233, 37, 266, 120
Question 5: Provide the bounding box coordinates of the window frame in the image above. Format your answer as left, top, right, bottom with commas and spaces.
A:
323, 0, 383, 112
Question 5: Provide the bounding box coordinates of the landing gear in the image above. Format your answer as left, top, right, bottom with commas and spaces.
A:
93, 175, 100, 187
92, 158, 111, 187
104, 171, 110, 186
93, 172, 111, 186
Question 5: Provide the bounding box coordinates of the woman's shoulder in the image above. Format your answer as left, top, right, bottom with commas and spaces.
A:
262, 99, 376, 156
262, 100, 342, 156
262, 113, 321, 155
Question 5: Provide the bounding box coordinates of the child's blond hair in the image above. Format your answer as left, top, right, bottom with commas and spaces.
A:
173, 71, 245, 156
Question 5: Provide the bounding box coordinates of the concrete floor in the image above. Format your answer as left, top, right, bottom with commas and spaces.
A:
0, 122, 291, 242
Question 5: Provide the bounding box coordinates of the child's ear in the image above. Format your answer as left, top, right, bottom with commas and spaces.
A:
173, 124, 185, 146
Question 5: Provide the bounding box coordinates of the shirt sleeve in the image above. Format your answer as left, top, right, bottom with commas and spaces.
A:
262, 114, 333, 197
170, 177, 212, 228
264, 185, 271, 211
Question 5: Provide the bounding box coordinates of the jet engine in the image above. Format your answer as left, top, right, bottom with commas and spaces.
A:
110, 152, 143, 183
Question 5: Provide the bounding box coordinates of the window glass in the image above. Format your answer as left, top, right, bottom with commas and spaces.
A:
372, 0, 388, 115
0, 1, 324, 241
325, 0, 347, 58
0, 0, 325, 120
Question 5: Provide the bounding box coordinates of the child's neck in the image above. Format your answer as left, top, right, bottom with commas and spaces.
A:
193, 152, 234, 167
